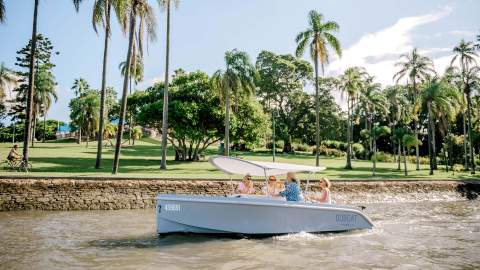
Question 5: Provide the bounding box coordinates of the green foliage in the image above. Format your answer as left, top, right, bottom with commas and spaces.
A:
266, 141, 284, 150
230, 96, 269, 150
371, 151, 394, 162
69, 89, 100, 140
352, 143, 365, 159
313, 145, 345, 157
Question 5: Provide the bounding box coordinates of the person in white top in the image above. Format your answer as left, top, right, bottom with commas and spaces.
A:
307, 177, 332, 204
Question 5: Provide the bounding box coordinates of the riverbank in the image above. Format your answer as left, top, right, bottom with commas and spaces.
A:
1, 178, 478, 211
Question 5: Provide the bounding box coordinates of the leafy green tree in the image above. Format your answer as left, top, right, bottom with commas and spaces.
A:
212, 49, 257, 157
69, 89, 100, 148
340, 67, 365, 169
70, 78, 90, 143
0, 63, 17, 101
255, 51, 313, 152
385, 85, 411, 164
113, 0, 157, 174
394, 48, 436, 170
295, 10, 342, 166
136, 71, 224, 160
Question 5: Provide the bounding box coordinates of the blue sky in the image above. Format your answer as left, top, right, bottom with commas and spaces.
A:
0, 0, 478, 121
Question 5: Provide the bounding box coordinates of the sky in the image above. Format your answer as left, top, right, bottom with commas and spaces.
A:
0, 0, 479, 122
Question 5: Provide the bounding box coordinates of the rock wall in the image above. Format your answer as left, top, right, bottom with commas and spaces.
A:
0, 178, 478, 211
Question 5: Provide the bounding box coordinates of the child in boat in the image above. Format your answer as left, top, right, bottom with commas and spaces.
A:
307, 177, 332, 204
279, 172, 304, 202
262, 175, 283, 196
236, 174, 255, 194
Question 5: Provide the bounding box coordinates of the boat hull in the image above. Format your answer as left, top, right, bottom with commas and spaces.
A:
156, 195, 373, 235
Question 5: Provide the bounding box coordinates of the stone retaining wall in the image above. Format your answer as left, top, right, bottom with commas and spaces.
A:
0, 178, 478, 211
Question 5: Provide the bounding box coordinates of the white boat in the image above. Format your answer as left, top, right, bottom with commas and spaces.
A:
156, 156, 373, 236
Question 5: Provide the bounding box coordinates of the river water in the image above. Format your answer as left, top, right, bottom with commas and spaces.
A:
0, 198, 479, 270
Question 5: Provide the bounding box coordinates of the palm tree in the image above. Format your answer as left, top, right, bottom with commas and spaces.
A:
112, 0, 156, 174
451, 40, 479, 174
357, 76, 388, 156
0, 63, 18, 100
371, 125, 390, 176
159, 0, 179, 170
72, 0, 129, 169
421, 79, 461, 175
385, 85, 411, 165
22, 0, 81, 163
71, 78, 90, 143
0, 0, 6, 23
295, 10, 342, 167
394, 48, 436, 171
34, 66, 57, 143
212, 49, 257, 157
402, 133, 420, 176
340, 67, 365, 169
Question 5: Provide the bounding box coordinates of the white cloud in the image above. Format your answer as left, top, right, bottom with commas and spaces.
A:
327, 5, 454, 86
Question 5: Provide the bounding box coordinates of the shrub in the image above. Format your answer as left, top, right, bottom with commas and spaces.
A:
407, 156, 430, 165
313, 145, 345, 157
352, 143, 365, 159
294, 143, 309, 152
371, 151, 394, 162
266, 141, 284, 150
321, 140, 347, 151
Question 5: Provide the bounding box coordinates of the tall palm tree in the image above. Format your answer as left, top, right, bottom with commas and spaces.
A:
71, 78, 90, 143
295, 10, 342, 167
393, 48, 436, 170
73, 0, 129, 169
159, 0, 179, 170
421, 80, 461, 175
385, 85, 411, 166
22, 0, 80, 163
112, 0, 156, 174
340, 67, 365, 169
0, 63, 18, 99
451, 40, 478, 174
212, 49, 257, 157
0, 0, 6, 23
357, 76, 388, 156
34, 66, 57, 144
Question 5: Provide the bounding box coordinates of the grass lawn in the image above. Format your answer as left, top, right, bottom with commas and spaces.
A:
0, 138, 477, 180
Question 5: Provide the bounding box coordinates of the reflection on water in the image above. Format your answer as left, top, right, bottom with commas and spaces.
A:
0, 199, 479, 270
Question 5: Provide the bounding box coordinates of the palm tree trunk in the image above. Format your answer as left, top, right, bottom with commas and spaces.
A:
23, 0, 39, 163
431, 117, 437, 170
224, 88, 230, 156
466, 93, 476, 174
372, 137, 376, 176
112, 7, 136, 174
78, 115, 83, 144
413, 78, 420, 170
403, 144, 408, 176
427, 102, 434, 175
95, 0, 111, 169
345, 98, 352, 169
160, 0, 171, 170
463, 112, 469, 170
397, 140, 401, 170
31, 115, 36, 148
43, 112, 46, 142
314, 51, 320, 167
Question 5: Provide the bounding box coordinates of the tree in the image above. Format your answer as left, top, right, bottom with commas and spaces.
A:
340, 67, 365, 169
394, 48, 436, 170
255, 51, 313, 153
370, 125, 391, 176
159, 0, 179, 169
451, 40, 479, 174
212, 49, 257, 157
357, 76, 388, 157
10, 35, 57, 147
421, 79, 461, 175
385, 85, 411, 164
0, 63, 17, 101
402, 133, 421, 176
295, 10, 342, 167
112, 0, 157, 174
71, 78, 90, 143
69, 90, 100, 148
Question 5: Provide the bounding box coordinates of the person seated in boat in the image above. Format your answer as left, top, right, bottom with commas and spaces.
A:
236, 174, 256, 194
307, 177, 332, 204
279, 172, 304, 202
262, 175, 283, 196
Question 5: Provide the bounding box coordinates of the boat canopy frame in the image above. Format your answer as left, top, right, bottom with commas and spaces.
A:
208, 156, 326, 195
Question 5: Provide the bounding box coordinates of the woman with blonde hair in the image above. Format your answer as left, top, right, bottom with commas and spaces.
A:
236, 174, 255, 194
307, 177, 332, 204
262, 175, 284, 196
